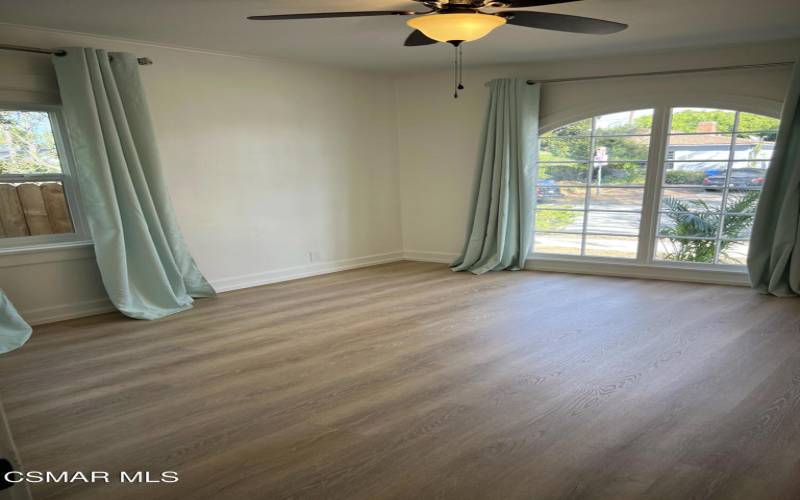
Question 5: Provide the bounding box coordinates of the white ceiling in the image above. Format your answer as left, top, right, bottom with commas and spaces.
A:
2, 0, 800, 72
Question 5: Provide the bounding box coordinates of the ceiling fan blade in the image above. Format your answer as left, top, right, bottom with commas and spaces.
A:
502, 0, 581, 7
405, 30, 438, 46
248, 11, 418, 21
500, 11, 627, 34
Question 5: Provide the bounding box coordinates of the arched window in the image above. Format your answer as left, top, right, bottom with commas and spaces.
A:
532, 107, 779, 270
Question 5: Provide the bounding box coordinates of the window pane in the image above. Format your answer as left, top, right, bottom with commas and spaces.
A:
537, 162, 588, 186
543, 118, 592, 137
667, 134, 734, 161
737, 113, 780, 134
669, 108, 736, 133
537, 186, 586, 210
0, 181, 74, 237
658, 211, 720, 239
534, 209, 583, 233
586, 211, 640, 236
592, 162, 647, 186
666, 159, 730, 170
660, 187, 723, 211
732, 134, 775, 161
731, 159, 771, 169
724, 190, 761, 214
596, 136, 650, 162
689, 164, 769, 190
594, 109, 654, 135
718, 240, 749, 265
540, 137, 590, 161
533, 232, 581, 256
722, 214, 755, 239
664, 165, 718, 186
585, 235, 638, 258
588, 187, 644, 210
0, 111, 63, 174
721, 167, 768, 189
656, 238, 717, 263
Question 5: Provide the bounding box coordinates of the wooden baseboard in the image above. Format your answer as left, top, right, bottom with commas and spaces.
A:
23, 298, 115, 326
207, 251, 406, 292
402, 251, 458, 264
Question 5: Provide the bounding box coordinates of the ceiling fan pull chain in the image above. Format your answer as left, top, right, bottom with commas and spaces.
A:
453, 44, 459, 99
458, 44, 465, 92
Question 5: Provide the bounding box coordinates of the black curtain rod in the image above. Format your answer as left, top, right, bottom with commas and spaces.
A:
524, 61, 794, 85
0, 43, 153, 65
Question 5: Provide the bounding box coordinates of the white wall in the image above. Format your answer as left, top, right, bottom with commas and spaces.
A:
395, 39, 800, 262
0, 24, 403, 324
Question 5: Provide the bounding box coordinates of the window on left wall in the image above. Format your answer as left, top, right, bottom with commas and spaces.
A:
0, 107, 87, 250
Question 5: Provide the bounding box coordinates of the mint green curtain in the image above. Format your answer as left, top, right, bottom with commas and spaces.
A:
452, 79, 540, 274
0, 290, 31, 354
748, 60, 800, 296
53, 48, 215, 319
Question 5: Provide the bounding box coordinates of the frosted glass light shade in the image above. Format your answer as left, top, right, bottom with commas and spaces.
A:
407, 13, 506, 43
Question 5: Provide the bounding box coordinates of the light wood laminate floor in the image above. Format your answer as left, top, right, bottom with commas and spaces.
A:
1, 261, 800, 499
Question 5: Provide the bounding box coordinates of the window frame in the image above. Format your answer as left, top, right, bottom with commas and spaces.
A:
529, 103, 780, 277
0, 103, 90, 253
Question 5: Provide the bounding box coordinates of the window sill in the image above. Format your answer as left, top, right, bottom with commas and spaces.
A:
0, 240, 95, 268
525, 255, 750, 287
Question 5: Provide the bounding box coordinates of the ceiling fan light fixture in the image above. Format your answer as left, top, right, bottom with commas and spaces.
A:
407, 13, 506, 43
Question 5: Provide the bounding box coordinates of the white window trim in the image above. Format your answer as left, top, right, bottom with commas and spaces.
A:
525, 254, 751, 287
0, 103, 92, 253
528, 100, 780, 284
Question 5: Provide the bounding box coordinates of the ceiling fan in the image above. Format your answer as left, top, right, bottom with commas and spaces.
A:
248, 0, 627, 97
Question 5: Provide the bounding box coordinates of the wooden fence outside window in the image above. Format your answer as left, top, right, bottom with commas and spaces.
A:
0, 182, 74, 238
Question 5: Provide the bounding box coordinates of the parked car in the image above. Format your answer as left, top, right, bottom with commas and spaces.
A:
536, 179, 562, 202
702, 168, 725, 177
703, 168, 766, 191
